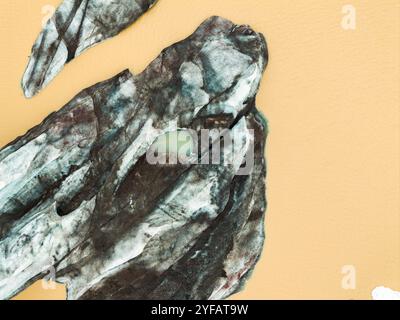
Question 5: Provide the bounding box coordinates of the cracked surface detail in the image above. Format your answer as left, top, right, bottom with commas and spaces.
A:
21, 0, 158, 98
1, 16, 268, 300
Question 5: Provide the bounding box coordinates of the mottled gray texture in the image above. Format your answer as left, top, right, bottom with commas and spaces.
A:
22, 0, 158, 98
1, 16, 268, 300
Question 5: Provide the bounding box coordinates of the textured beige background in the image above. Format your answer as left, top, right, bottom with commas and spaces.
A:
0, 0, 399, 300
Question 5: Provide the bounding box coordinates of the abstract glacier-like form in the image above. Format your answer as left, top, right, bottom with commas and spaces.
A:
1, 16, 268, 300
22, 0, 158, 98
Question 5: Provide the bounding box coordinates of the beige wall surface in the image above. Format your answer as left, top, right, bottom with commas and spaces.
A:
0, 0, 399, 300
